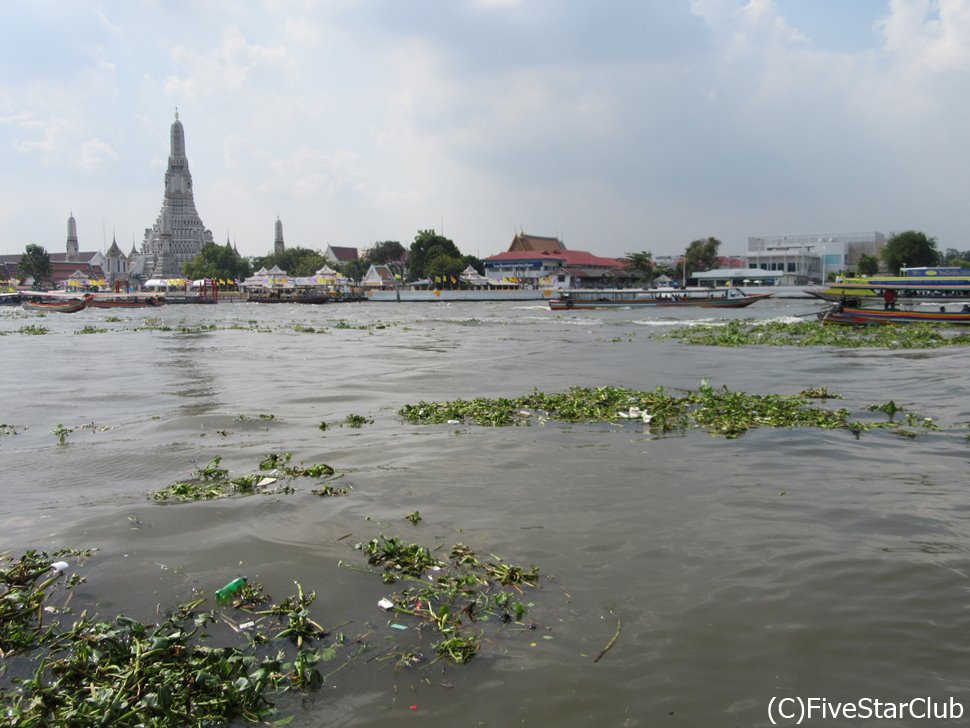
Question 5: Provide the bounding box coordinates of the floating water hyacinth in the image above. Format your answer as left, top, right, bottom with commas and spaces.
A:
399, 384, 944, 439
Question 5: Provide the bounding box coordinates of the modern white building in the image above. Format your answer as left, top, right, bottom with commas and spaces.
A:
746, 232, 885, 284
692, 268, 783, 287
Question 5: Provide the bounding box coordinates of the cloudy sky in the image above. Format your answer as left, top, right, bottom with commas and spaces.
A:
1, 0, 968, 261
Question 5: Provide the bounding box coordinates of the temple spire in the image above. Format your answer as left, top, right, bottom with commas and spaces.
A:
142, 111, 212, 278
274, 216, 285, 257
66, 212, 80, 261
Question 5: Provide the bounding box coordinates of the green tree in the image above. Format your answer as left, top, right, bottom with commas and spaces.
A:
623, 251, 655, 283
183, 242, 252, 281
856, 253, 880, 276
940, 248, 970, 267
258, 247, 326, 276
341, 258, 370, 285
881, 230, 939, 274
426, 252, 464, 287
684, 237, 721, 275
407, 230, 462, 281
368, 241, 406, 266
18, 244, 53, 289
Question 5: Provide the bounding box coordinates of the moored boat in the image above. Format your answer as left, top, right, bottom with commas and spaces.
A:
246, 286, 329, 304
22, 293, 94, 313
366, 287, 556, 302
0, 292, 21, 306
548, 286, 773, 311
819, 300, 970, 325
88, 293, 165, 308
807, 268, 970, 302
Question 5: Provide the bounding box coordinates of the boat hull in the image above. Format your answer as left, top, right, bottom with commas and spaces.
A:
820, 306, 970, 325
88, 295, 165, 308
549, 290, 773, 311
366, 288, 556, 302
22, 294, 93, 313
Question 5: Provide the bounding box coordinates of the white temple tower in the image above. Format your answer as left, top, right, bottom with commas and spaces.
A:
66, 212, 80, 261
142, 110, 213, 278
274, 217, 285, 257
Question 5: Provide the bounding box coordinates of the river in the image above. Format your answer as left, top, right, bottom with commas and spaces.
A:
1, 297, 969, 726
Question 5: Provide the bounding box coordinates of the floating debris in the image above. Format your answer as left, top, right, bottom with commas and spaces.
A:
0, 551, 331, 726
152, 455, 340, 503
352, 537, 541, 664
660, 319, 970, 349
343, 413, 373, 428
399, 383, 937, 439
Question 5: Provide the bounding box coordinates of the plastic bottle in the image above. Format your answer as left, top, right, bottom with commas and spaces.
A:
215, 576, 247, 603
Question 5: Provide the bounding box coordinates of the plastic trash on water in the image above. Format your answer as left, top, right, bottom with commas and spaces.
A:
377, 597, 394, 610
50, 561, 69, 573
215, 576, 247, 603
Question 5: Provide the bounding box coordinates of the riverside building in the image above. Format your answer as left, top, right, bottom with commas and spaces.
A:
746, 232, 885, 284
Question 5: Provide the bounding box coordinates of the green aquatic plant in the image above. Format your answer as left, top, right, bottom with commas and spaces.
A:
434, 634, 479, 664
399, 384, 942, 439
362, 535, 441, 577
405, 510, 422, 525
18, 324, 49, 335
869, 400, 903, 419
153, 454, 339, 502
259, 451, 291, 470
349, 537, 542, 665
196, 455, 230, 480
800, 386, 842, 399
75, 325, 107, 334
52, 423, 75, 445
343, 413, 373, 428
175, 323, 218, 334
0, 552, 331, 727
311, 483, 350, 497
259, 452, 335, 478
0, 549, 89, 655
0, 423, 22, 436
660, 319, 970, 349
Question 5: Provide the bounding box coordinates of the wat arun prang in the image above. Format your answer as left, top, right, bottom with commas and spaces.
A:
133, 110, 213, 279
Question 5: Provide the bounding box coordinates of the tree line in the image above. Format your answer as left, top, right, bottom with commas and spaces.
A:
8, 229, 959, 289
622, 230, 954, 285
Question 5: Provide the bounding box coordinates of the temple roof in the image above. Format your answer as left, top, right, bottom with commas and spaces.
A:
508, 232, 566, 253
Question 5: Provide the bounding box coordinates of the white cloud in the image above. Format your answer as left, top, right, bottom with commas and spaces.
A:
164, 26, 291, 99
880, 0, 970, 73
3, 2, 970, 258
283, 18, 320, 45
96, 7, 123, 35
9, 114, 80, 163
78, 139, 118, 169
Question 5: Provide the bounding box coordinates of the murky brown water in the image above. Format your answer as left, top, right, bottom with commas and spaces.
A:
2, 299, 969, 726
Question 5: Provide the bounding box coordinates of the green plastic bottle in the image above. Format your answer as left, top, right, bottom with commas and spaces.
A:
215, 576, 247, 603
